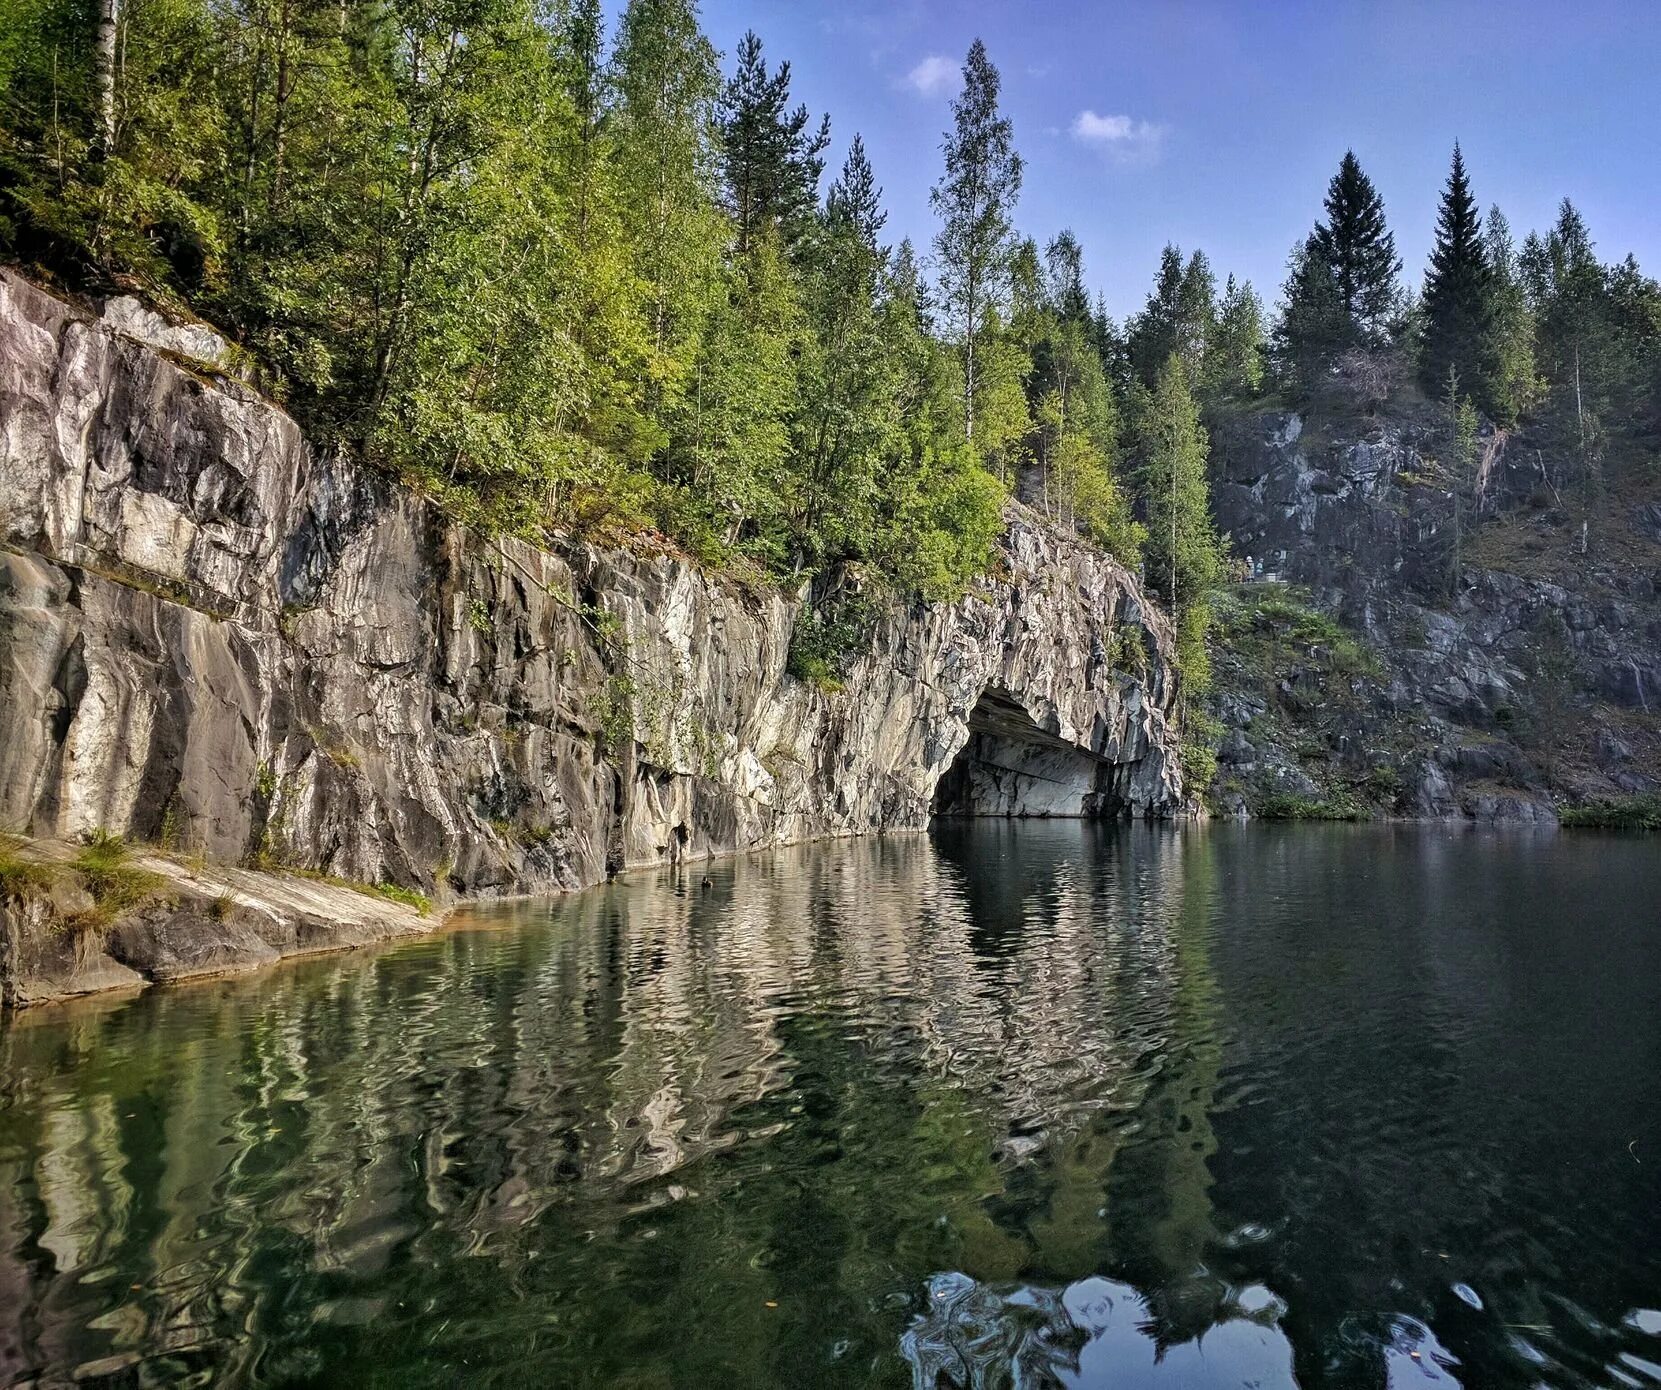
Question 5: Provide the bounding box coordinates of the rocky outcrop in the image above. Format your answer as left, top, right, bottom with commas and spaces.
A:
0, 841, 428, 1008
0, 270, 1185, 1000
1207, 405, 1661, 820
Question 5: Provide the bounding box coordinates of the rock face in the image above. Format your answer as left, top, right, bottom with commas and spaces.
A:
0, 268, 1185, 1001
1207, 405, 1661, 820
0, 842, 429, 1009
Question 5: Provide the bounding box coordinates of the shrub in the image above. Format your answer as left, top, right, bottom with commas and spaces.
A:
1560, 794, 1661, 831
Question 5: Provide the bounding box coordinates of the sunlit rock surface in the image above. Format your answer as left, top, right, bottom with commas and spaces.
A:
0, 271, 1184, 999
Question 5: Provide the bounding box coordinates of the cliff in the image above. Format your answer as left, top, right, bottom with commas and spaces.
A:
0, 271, 1186, 1003
1206, 402, 1661, 821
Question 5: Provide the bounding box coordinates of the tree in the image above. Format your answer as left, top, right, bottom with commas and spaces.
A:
1309, 151, 1400, 346
1128, 245, 1214, 388
1420, 143, 1494, 405
1135, 355, 1226, 720
788, 137, 892, 567
1272, 235, 1345, 393
1044, 229, 1090, 325
718, 30, 827, 257
1137, 355, 1224, 617
1482, 207, 1539, 426
1444, 368, 1479, 593
610, 0, 724, 428
826, 133, 884, 243
930, 37, 1021, 446
1205, 275, 1265, 400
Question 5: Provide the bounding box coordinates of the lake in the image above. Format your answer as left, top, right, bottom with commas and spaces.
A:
2, 824, 1659, 1387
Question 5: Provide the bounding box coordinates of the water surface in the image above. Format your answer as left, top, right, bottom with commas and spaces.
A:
3, 824, 1660, 1387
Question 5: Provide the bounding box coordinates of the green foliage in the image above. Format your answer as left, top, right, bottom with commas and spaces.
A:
369, 881, 432, 913
70, 829, 166, 927
0, 835, 55, 902
786, 593, 875, 693
1560, 794, 1661, 831
930, 38, 1022, 450
1256, 791, 1369, 822
1420, 144, 1496, 408
1135, 355, 1225, 618
1309, 150, 1401, 346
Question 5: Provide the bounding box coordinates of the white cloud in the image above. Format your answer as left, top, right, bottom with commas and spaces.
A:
903, 54, 957, 97
1070, 110, 1167, 161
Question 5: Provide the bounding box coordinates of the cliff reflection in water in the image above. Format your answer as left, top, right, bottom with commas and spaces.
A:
4, 823, 1661, 1388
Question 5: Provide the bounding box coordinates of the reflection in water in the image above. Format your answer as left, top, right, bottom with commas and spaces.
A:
1, 823, 1660, 1387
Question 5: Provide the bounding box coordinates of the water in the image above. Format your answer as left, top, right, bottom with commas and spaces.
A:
2, 823, 1660, 1388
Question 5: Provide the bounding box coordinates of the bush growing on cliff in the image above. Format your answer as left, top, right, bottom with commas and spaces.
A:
1560, 794, 1661, 831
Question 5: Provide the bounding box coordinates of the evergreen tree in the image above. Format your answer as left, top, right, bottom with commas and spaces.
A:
1206, 275, 1265, 399
1044, 229, 1091, 324
930, 37, 1021, 447
718, 30, 827, 256
1309, 151, 1400, 346
1420, 143, 1495, 405
1135, 354, 1226, 717
788, 137, 892, 566
1272, 235, 1345, 394
825, 133, 884, 243
1128, 245, 1213, 387
1138, 355, 1224, 617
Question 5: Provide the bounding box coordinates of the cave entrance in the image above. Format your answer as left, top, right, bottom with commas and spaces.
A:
930, 687, 1126, 819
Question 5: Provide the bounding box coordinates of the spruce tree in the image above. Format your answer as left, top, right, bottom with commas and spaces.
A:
1128, 245, 1213, 387
1420, 144, 1495, 404
930, 37, 1022, 445
1207, 275, 1266, 399
1310, 151, 1400, 345
1273, 235, 1346, 393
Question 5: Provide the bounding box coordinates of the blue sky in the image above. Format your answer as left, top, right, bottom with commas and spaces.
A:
679, 0, 1659, 319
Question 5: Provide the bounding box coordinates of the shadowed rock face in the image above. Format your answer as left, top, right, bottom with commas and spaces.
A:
932, 687, 1141, 818
0, 271, 1185, 936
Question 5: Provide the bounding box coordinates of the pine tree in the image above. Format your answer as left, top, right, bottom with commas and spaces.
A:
825, 134, 885, 244
1420, 144, 1495, 404
718, 30, 828, 257
1310, 151, 1400, 345
930, 37, 1021, 446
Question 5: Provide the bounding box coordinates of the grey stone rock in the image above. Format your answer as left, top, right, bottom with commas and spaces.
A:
0, 271, 1188, 1001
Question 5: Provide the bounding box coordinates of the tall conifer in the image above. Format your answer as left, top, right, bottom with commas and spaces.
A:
1310, 151, 1400, 345
1420, 144, 1495, 403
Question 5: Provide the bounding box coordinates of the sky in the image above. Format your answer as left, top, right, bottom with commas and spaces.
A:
677, 0, 1660, 319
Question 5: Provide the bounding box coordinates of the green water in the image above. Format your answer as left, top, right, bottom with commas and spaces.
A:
3, 823, 1660, 1388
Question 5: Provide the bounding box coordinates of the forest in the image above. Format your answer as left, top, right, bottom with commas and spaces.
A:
2, 0, 1659, 719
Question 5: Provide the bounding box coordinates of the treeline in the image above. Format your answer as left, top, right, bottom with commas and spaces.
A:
2, 0, 1656, 631
1270, 147, 1661, 466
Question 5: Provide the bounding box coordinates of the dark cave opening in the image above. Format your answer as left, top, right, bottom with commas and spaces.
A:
930, 687, 1128, 819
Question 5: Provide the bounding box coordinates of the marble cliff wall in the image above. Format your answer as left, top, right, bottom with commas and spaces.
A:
0, 270, 1185, 977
